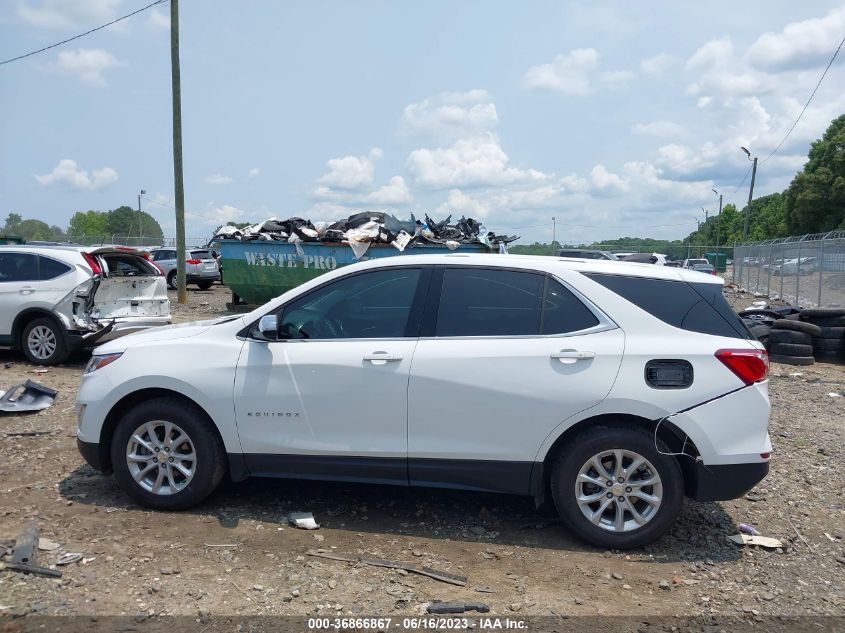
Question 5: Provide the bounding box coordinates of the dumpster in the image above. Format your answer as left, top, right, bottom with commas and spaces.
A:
705, 251, 727, 273
221, 239, 491, 305
0, 235, 24, 245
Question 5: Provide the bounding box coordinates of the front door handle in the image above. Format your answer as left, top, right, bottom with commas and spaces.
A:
550, 350, 596, 364
363, 352, 403, 363
18, 287, 35, 295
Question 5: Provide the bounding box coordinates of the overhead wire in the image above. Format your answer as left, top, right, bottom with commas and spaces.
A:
0, 0, 168, 66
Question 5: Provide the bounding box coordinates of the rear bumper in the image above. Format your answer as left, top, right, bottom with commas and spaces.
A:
685, 460, 769, 501
187, 271, 220, 283
68, 316, 172, 347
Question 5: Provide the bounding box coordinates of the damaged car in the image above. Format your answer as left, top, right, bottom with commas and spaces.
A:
0, 245, 172, 365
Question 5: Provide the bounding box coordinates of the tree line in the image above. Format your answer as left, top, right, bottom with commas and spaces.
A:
1, 206, 164, 242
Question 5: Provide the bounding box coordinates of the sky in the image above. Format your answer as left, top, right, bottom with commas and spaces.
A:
1, 1, 845, 245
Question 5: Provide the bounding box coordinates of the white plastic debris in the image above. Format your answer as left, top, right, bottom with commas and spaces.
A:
287, 512, 320, 530
751, 300, 769, 308
727, 534, 783, 548
445, 240, 460, 251
828, 392, 843, 398
391, 230, 412, 252
37, 538, 60, 551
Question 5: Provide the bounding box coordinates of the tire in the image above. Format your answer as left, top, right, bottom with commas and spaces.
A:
769, 354, 815, 366
806, 316, 845, 327
197, 281, 213, 290
818, 327, 845, 339
770, 319, 822, 337
110, 397, 226, 510
770, 343, 813, 357
21, 317, 69, 365
767, 330, 812, 345
738, 309, 784, 321
800, 308, 845, 319
813, 338, 845, 351
814, 350, 845, 363
167, 271, 177, 290
550, 424, 684, 549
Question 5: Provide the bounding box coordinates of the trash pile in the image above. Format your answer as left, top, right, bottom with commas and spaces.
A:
211, 211, 519, 257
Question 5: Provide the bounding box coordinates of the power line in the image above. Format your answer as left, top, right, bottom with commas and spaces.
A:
760, 31, 845, 164
0, 0, 168, 66
724, 163, 754, 203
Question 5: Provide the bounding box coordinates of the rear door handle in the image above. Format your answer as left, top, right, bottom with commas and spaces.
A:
363, 352, 403, 363
550, 350, 595, 364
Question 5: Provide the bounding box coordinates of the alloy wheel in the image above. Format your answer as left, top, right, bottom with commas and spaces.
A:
574, 448, 663, 532
27, 325, 57, 360
126, 420, 197, 495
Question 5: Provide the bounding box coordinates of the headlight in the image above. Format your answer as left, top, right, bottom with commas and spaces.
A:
84, 353, 123, 373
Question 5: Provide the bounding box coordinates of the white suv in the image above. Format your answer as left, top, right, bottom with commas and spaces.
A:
0, 245, 171, 364
76, 254, 771, 548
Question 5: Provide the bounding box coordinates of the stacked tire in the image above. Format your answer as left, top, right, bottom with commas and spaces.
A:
800, 309, 845, 364
768, 318, 819, 366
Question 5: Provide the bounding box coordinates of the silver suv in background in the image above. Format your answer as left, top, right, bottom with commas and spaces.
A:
149, 248, 221, 290
0, 245, 171, 364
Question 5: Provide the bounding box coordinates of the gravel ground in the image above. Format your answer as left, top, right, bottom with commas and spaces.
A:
0, 284, 843, 619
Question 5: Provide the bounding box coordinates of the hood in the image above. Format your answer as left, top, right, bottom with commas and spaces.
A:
94, 315, 243, 354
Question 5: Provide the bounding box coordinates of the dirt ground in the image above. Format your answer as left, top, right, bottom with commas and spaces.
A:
1, 284, 843, 619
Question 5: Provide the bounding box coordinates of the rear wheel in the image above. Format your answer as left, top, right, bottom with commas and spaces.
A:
166, 271, 177, 290
197, 281, 213, 290
550, 424, 684, 548
111, 397, 226, 510
21, 317, 69, 365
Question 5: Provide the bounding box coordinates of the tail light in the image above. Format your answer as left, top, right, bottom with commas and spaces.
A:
186, 259, 201, 265
81, 252, 102, 274
711, 270, 718, 275
715, 349, 769, 385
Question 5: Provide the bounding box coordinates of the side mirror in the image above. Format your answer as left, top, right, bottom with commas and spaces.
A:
257, 315, 279, 340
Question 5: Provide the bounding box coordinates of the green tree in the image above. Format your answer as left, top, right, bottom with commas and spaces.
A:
16, 219, 55, 241
105, 205, 163, 240
67, 210, 109, 237
2, 213, 23, 235
785, 113, 845, 233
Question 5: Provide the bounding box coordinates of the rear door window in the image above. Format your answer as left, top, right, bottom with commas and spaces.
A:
38, 256, 72, 280
542, 278, 599, 334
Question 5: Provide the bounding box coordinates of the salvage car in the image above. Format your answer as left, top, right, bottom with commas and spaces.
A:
148, 247, 221, 290
0, 245, 171, 365
76, 254, 771, 548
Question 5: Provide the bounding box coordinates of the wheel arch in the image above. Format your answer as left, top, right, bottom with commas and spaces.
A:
12, 308, 65, 350
96, 387, 234, 477
530, 413, 700, 506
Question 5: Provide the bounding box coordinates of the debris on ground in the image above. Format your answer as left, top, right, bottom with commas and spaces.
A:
727, 534, 784, 548
56, 552, 82, 565
287, 512, 320, 530
0, 380, 57, 413
37, 538, 60, 551
427, 601, 490, 614
307, 549, 467, 586
739, 523, 762, 536
0, 523, 62, 578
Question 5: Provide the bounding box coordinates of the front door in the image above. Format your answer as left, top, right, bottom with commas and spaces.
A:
407, 267, 625, 494
233, 266, 428, 484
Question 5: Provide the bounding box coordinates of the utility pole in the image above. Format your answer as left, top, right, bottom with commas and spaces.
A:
551, 216, 556, 248
743, 156, 758, 239
138, 189, 146, 244
170, 0, 187, 304
713, 189, 722, 256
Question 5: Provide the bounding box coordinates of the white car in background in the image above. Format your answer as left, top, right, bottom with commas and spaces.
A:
148, 247, 221, 290
76, 254, 771, 548
0, 245, 171, 365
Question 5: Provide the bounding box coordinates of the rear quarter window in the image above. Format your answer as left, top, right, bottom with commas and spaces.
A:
584, 273, 752, 339
38, 255, 72, 280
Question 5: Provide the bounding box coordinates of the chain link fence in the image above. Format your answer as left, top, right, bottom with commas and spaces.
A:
60, 235, 212, 248
732, 231, 845, 308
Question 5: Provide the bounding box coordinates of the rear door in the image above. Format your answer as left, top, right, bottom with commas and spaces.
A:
92, 250, 168, 318
406, 266, 624, 494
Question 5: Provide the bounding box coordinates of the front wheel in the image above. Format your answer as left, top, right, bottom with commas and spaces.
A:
110, 397, 226, 510
550, 424, 684, 548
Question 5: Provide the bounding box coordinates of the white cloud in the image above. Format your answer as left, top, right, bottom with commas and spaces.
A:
204, 174, 233, 185
35, 159, 118, 190
191, 204, 248, 225
400, 90, 499, 139
747, 6, 845, 71
560, 173, 589, 194
363, 176, 411, 205
17, 0, 120, 29
523, 48, 600, 95
407, 133, 548, 189
590, 164, 629, 194
50, 48, 123, 86
600, 69, 636, 88
438, 189, 491, 218
684, 36, 775, 98
640, 53, 677, 76
317, 149, 381, 189
312, 175, 411, 206
632, 120, 687, 139
686, 37, 734, 71
147, 7, 170, 31
248, 167, 261, 179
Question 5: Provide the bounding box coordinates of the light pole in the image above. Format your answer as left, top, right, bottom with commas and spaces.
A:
712, 188, 723, 262
138, 189, 146, 244
552, 216, 556, 248
740, 147, 757, 239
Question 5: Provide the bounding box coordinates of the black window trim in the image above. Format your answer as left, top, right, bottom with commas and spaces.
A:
37, 254, 73, 281
238, 265, 433, 342
420, 265, 617, 340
